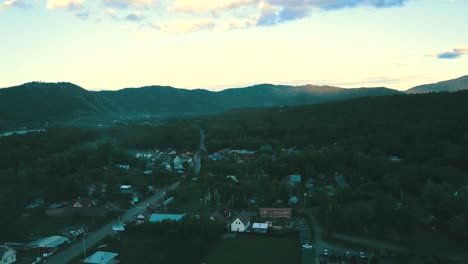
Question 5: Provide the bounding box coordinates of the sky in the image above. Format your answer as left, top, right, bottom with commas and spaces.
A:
0, 0, 467, 91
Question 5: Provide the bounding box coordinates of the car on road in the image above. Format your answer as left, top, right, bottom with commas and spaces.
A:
302, 243, 313, 250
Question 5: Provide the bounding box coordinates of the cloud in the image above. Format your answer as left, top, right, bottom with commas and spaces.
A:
152, 18, 215, 34
257, 0, 407, 26
47, 0, 83, 10
31, 0, 410, 34
172, 0, 256, 13
216, 17, 257, 31
102, 0, 156, 9
107, 8, 120, 20
436, 46, 468, 59
75, 9, 89, 19
125, 10, 144, 21
1, 0, 32, 10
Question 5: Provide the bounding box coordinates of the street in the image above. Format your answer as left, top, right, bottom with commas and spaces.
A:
45, 182, 180, 264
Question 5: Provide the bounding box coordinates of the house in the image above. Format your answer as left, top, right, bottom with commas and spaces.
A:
288, 196, 300, 205
112, 224, 125, 232
173, 156, 192, 170
119, 185, 134, 195
0, 245, 16, 264
72, 198, 94, 208
208, 152, 224, 161
115, 164, 130, 170
230, 211, 251, 232
26, 236, 69, 255
252, 223, 268, 233
61, 226, 86, 238
83, 251, 119, 264
161, 162, 172, 172
135, 209, 152, 221
388, 156, 402, 163
259, 208, 292, 219
259, 144, 273, 152
226, 175, 239, 183
288, 174, 302, 184
210, 211, 225, 223
334, 174, 349, 188
149, 213, 185, 223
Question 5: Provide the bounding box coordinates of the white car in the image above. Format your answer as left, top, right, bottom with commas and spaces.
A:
302, 243, 313, 250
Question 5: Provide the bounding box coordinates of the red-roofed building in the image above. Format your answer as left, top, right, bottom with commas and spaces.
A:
259, 208, 292, 219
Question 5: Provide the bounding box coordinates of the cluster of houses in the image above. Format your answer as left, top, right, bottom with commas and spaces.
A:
45, 197, 109, 218
133, 149, 195, 175
229, 208, 293, 233
208, 148, 256, 163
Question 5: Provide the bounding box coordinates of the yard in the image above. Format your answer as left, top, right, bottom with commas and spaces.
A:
105, 233, 211, 264
204, 235, 300, 264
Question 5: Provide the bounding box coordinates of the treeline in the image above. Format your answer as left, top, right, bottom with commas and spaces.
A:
129, 217, 225, 242
201, 91, 468, 171
0, 120, 198, 239
197, 90, 468, 248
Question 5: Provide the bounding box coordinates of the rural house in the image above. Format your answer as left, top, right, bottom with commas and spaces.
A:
149, 213, 185, 223
230, 211, 251, 232
259, 208, 292, 219
72, 198, 94, 208
0, 245, 16, 264
83, 251, 119, 264
252, 223, 268, 233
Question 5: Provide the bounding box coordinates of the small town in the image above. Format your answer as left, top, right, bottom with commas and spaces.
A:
0, 127, 425, 264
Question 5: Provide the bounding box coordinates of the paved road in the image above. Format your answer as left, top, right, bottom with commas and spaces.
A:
46, 182, 180, 264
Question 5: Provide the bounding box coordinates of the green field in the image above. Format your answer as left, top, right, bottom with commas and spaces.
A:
204, 235, 300, 264
107, 233, 211, 264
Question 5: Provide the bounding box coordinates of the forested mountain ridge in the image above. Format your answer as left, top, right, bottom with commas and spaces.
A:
0, 82, 116, 130
0, 75, 467, 131
406, 75, 468, 94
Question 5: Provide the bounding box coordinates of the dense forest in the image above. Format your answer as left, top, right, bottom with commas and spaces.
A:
1, 89, 468, 253
196, 90, 468, 251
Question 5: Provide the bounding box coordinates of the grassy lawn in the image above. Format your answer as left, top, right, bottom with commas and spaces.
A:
169, 181, 219, 213
16, 214, 109, 240
204, 235, 300, 264
106, 233, 211, 264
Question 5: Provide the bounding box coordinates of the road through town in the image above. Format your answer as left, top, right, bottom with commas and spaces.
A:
46, 182, 180, 264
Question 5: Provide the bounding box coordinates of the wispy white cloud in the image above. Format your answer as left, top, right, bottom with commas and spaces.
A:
172, 0, 256, 13
216, 17, 257, 31
258, 0, 407, 26
125, 10, 144, 21
5, 0, 412, 34
46, 0, 83, 10
102, 0, 156, 9
1, 0, 33, 11
152, 17, 215, 34
436, 46, 468, 59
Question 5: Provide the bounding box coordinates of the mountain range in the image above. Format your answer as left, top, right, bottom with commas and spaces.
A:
0, 75, 467, 131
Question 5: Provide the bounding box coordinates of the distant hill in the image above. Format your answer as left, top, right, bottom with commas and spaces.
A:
406, 75, 468, 94
0, 82, 115, 130
0, 82, 402, 131
1, 74, 467, 131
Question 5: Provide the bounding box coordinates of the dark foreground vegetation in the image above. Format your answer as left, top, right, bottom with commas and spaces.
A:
1, 90, 468, 262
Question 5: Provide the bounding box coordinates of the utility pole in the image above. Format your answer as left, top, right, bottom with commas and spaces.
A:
83, 232, 87, 256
